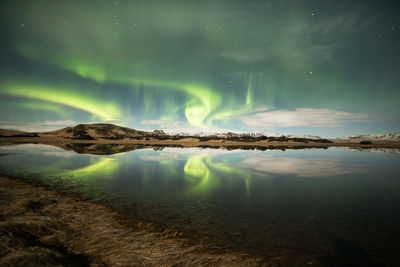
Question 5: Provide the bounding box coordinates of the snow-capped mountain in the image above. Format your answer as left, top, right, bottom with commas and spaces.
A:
342, 133, 400, 141
285, 134, 323, 140
162, 128, 322, 139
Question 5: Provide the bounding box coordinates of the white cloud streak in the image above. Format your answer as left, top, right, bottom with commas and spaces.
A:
236, 108, 370, 129
0, 120, 76, 132
140, 120, 180, 125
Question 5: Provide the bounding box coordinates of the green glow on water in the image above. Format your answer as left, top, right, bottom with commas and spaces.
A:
183, 153, 252, 194
67, 158, 119, 179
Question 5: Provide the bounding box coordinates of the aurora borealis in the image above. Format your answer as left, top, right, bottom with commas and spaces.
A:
1, 0, 399, 137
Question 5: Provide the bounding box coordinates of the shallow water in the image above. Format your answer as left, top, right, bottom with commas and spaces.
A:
1, 144, 399, 265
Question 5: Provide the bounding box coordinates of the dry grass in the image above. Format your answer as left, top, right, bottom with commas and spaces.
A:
0, 176, 262, 266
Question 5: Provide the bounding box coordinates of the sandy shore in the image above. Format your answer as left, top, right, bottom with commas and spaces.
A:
0, 176, 261, 266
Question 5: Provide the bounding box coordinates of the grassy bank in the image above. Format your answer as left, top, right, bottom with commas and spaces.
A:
0, 176, 260, 266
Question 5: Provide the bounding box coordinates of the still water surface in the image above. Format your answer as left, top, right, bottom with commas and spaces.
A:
0, 144, 399, 264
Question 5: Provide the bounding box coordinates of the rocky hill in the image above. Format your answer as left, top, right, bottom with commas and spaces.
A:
0, 129, 38, 138
43, 124, 155, 140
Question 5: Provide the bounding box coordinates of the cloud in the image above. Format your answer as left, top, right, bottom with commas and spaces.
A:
161, 127, 244, 135
236, 108, 370, 129
219, 48, 271, 63
40, 120, 76, 126
218, 10, 369, 70
0, 120, 77, 132
140, 120, 179, 125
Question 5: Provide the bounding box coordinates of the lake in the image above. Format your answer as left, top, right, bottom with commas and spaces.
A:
1, 144, 399, 265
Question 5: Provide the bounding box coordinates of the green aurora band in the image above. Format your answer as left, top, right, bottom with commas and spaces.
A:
12, 45, 252, 128
4, 84, 121, 121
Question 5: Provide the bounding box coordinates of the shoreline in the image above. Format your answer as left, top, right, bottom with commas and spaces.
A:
1, 137, 400, 151
0, 175, 262, 266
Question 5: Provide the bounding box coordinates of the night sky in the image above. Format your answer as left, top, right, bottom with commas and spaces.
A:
1, 0, 399, 137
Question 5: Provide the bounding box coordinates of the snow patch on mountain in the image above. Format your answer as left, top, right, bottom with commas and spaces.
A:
162, 128, 322, 139
342, 133, 400, 141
